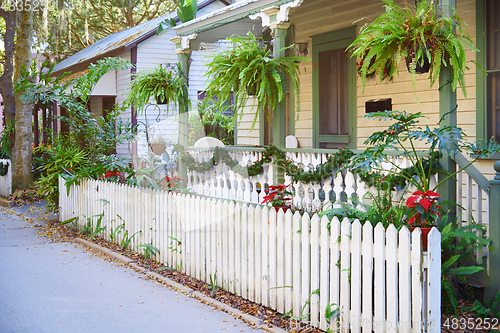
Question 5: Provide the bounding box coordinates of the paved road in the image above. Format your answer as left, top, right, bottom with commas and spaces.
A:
0, 203, 265, 333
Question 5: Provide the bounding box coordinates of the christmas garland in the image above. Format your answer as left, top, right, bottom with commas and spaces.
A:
174, 144, 440, 188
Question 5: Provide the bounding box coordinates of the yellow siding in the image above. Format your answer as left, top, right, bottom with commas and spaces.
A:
237, 97, 260, 146
284, 0, 481, 152
232, 0, 498, 180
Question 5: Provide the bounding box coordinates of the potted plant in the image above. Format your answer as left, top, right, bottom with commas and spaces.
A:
126, 63, 189, 113
204, 31, 306, 129
261, 183, 293, 213
405, 190, 441, 249
349, 110, 500, 244
348, 0, 476, 97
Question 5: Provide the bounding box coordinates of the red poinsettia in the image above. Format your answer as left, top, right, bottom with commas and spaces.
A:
406, 190, 441, 227
161, 176, 187, 191
99, 170, 125, 180
261, 184, 292, 208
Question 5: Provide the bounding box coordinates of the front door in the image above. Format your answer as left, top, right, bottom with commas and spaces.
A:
313, 27, 356, 149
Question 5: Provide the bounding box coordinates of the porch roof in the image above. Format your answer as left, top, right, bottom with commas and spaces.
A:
174, 0, 299, 39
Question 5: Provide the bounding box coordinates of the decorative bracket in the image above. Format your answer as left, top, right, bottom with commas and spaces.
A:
170, 33, 198, 54
249, 0, 304, 31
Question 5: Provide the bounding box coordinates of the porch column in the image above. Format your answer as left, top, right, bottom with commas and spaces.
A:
271, 21, 290, 184
438, 0, 457, 223
251, 1, 304, 185
171, 35, 196, 183
488, 162, 500, 306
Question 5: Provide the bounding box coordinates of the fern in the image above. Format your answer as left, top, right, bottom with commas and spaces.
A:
348, 0, 477, 96
204, 31, 307, 130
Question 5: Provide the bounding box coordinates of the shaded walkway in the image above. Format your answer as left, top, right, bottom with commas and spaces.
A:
0, 203, 264, 333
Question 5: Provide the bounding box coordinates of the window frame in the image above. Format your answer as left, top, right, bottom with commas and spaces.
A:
311, 27, 357, 149
476, 0, 500, 158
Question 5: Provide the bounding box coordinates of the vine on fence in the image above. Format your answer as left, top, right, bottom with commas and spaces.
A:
174, 144, 440, 188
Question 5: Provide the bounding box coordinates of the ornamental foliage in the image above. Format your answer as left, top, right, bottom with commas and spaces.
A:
126, 63, 189, 114
348, 0, 476, 97
203, 31, 306, 130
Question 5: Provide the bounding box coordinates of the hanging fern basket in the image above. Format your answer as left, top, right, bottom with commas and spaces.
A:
156, 95, 168, 105
150, 142, 167, 155
406, 45, 431, 74
247, 83, 258, 96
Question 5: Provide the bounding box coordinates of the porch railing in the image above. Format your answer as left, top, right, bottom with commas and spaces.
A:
184, 146, 423, 210
59, 177, 441, 332
0, 159, 12, 197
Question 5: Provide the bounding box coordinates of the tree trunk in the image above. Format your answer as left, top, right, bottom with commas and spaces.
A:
12, 2, 33, 190
0, 8, 16, 125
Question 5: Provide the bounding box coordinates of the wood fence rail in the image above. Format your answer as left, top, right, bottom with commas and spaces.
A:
59, 177, 441, 332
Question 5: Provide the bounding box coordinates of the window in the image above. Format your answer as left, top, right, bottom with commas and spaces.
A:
486, 0, 500, 142
197, 91, 234, 116
478, 0, 500, 145
312, 27, 356, 149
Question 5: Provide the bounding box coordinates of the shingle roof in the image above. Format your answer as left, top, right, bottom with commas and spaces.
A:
52, 14, 174, 75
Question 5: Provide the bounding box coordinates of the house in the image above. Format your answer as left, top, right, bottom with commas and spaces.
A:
168, 0, 500, 298
172, 0, 491, 161
51, 0, 232, 159
171, 0, 497, 215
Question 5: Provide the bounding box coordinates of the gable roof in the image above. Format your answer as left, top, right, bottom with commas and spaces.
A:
52, 0, 220, 76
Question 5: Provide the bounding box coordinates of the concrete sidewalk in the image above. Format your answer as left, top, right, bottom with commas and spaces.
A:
0, 202, 266, 333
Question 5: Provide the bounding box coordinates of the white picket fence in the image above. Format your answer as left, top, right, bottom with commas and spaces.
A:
0, 159, 12, 196
59, 177, 441, 332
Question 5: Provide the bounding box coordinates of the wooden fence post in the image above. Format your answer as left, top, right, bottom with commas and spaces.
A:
487, 161, 500, 304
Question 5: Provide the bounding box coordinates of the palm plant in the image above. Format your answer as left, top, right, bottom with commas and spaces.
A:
348, 0, 476, 97
204, 31, 306, 129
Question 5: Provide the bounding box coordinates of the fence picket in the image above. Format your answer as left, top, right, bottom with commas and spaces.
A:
386, 224, 398, 332
399, 226, 411, 333
428, 229, 442, 333
319, 215, 330, 331
412, 229, 423, 332
301, 213, 311, 321
373, 223, 385, 333
361, 222, 373, 333
350, 220, 362, 333
339, 219, 351, 332
247, 203, 256, 303
234, 203, 242, 297
216, 199, 223, 287
292, 211, 302, 318
268, 208, 277, 310
261, 206, 269, 308
222, 201, 229, 291
241, 204, 249, 300
284, 210, 294, 316
254, 205, 262, 304
310, 214, 321, 328
276, 209, 286, 314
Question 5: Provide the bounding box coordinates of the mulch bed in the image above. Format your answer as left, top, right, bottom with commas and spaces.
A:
9, 188, 42, 207
20, 203, 496, 333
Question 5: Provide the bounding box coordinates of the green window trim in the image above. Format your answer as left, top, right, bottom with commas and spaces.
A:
476, 0, 487, 141
311, 27, 357, 149
475, 0, 500, 159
